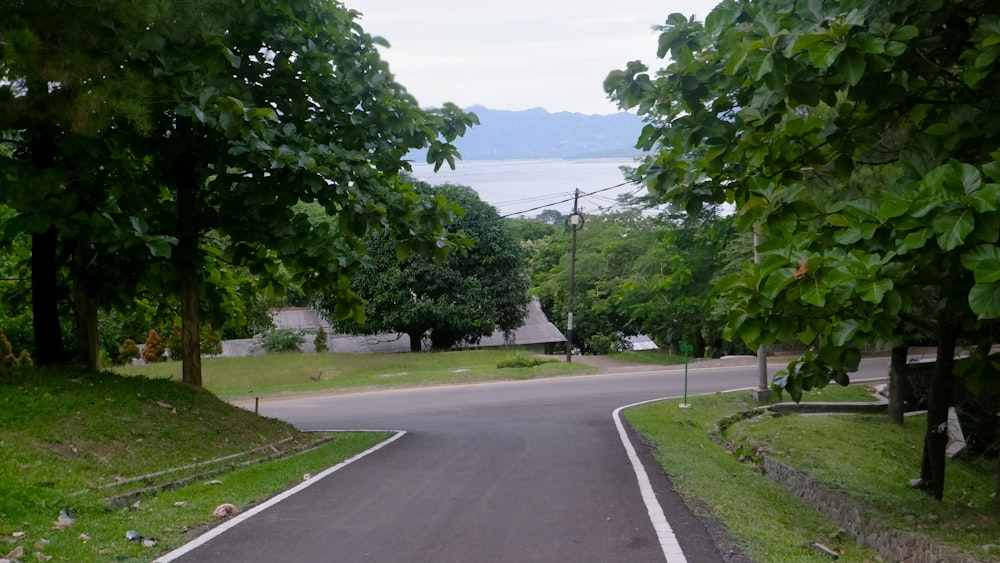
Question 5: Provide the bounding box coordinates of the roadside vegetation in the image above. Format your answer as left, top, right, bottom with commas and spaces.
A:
626, 386, 1000, 562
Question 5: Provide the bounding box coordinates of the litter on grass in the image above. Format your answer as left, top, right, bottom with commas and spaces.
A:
125, 530, 158, 547
213, 503, 238, 518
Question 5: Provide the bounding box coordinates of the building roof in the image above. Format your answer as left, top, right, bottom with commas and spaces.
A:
626, 334, 659, 351
474, 298, 566, 348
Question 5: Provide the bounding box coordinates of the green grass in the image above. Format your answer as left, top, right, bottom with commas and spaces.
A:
727, 411, 999, 557
0, 367, 389, 562
113, 350, 593, 399
626, 385, 1000, 562
609, 349, 687, 365
781, 383, 877, 403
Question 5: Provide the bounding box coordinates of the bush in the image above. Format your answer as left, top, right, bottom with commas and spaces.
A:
261, 328, 305, 353
200, 323, 223, 356
118, 338, 141, 364
165, 322, 183, 360
585, 333, 628, 355
313, 327, 329, 353
0, 328, 30, 373
497, 353, 556, 369
141, 329, 166, 363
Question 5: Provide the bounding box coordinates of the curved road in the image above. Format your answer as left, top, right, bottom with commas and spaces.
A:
157, 357, 889, 563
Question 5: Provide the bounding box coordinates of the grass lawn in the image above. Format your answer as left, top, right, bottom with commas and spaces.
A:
113, 349, 594, 399
626, 384, 1000, 562
0, 367, 390, 562
609, 349, 688, 365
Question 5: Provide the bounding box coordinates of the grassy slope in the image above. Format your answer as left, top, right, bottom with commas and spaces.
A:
626, 385, 1000, 562
0, 367, 388, 562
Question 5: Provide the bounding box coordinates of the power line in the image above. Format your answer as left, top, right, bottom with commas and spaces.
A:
497, 181, 635, 219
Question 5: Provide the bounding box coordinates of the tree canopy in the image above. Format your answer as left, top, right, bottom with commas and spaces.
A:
1, 0, 477, 383
606, 0, 1000, 501
329, 183, 531, 351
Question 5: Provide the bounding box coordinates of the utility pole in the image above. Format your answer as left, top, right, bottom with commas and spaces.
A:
566, 189, 582, 363
752, 230, 771, 402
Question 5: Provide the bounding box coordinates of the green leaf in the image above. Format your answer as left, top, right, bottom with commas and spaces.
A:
969, 283, 1000, 319
876, 192, 912, 220
831, 319, 861, 346
838, 47, 866, 86
145, 236, 176, 258
801, 279, 826, 307
858, 278, 892, 304
834, 226, 864, 245
852, 33, 885, 55
790, 32, 829, 55
808, 41, 846, 68
959, 163, 982, 195
961, 245, 1000, 283
966, 182, 1000, 213
890, 25, 919, 42
933, 208, 975, 251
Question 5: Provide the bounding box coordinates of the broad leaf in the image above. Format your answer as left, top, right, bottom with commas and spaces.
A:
969, 283, 1000, 319
961, 245, 1000, 283
933, 208, 975, 251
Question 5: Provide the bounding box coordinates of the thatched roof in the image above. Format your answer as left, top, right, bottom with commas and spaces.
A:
474, 298, 565, 348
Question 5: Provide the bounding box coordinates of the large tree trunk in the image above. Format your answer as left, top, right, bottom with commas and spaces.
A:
407, 330, 422, 352
888, 345, 908, 425
175, 142, 202, 387
73, 238, 100, 371
919, 320, 957, 500
179, 266, 202, 386
73, 281, 99, 371
31, 229, 67, 365
995, 411, 1000, 510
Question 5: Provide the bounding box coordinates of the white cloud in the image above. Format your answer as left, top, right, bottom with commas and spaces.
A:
346, 0, 723, 115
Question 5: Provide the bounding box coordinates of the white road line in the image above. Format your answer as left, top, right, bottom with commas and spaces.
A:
613, 398, 687, 563
152, 430, 407, 563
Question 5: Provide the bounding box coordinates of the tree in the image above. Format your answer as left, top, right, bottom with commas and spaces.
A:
606, 0, 1000, 501
2, 0, 477, 383
330, 183, 531, 351
534, 207, 653, 354
614, 209, 742, 357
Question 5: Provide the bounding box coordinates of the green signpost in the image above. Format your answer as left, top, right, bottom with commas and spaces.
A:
679, 344, 693, 408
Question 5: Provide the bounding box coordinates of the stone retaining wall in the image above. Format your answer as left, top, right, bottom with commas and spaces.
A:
762, 457, 981, 562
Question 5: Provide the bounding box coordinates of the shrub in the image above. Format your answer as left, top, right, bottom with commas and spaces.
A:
0, 328, 29, 373
165, 322, 183, 360
142, 329, 166, 363
118, 338, 141, 364
585, 333, 628, 355
261, 328, 305, 353
200, 323, 223, 356
497, 352, 555, 369
313, 327, 329, 353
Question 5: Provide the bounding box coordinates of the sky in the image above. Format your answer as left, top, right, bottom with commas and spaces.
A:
343, 1, 723, 116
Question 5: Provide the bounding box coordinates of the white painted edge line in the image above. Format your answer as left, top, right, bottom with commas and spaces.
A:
613, 398, 687, 563
152, 429, 407, 562
613, 380, 890, 563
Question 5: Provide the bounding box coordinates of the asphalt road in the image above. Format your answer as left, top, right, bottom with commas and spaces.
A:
156, 356, 891, 563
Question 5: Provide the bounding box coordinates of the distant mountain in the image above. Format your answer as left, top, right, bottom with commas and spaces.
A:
413, 105, 645, 161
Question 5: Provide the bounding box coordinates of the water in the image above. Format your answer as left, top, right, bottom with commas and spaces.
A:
408, 158, 646, 217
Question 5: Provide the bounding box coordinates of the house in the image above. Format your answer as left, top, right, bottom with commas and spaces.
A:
625, 334, 659, 351
220, 299, 567, 356
465, 298, 566, 354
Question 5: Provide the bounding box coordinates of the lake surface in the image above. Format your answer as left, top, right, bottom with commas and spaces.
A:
408, 158, 647, 216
